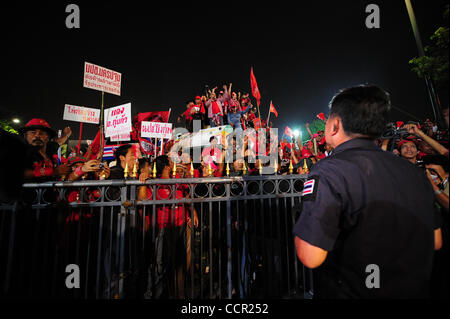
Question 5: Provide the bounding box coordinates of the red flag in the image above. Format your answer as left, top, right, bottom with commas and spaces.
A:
396, 121, 404, 129
88, 128, 105, 160
317, 112, 326, 122
131, 110, 171, 141
269, 101, 278, 117
138, 137, 155, 156
250, 67, 261, 106
284, 126, 293, 137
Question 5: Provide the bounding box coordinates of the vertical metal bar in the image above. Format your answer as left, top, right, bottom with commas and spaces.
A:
242, 192, 249, 298
95, 187, 105, 299
290, 191, 300, 296
83, 206, 92, 298
236, 199, 241, 298
4, 202, 17, 294
218, 198, 222, 299
117, 186, 128, 298
226, 182, 232, 299
108, 206, 114, 299
200, 200, 204, 298
208, 185, 213, 299
259, 184, 267, 296
190, 185, 195, 299
283, 195, 292, 296
275, 187, 286, 296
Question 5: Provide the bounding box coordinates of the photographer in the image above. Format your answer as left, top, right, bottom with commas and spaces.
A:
403, 123, 449, 157
423, 155, 449, 212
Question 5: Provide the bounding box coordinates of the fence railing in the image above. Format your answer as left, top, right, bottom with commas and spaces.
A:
0, 175, 314, 299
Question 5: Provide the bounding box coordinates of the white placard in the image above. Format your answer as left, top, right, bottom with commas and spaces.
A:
104, 103, 132, 137
83, 62, 121, 96
141, 121, 173, 139
63, 104, 100, 124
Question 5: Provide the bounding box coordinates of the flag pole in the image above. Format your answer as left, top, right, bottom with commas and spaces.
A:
99, 91, 105, 160
77, 122, 83, 155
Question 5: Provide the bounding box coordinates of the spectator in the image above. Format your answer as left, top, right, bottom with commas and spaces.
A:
19, 118, 71, 181
108, 144, 139, 179
227, 103, 251, 132
403, 123, 449, 157
205, 85, 229, 127
398, 138, 420, 164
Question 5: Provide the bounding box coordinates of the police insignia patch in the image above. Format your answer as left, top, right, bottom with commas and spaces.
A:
302, 176, 319, 201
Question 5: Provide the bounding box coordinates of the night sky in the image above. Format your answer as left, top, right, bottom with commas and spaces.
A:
1, 1, 448, 140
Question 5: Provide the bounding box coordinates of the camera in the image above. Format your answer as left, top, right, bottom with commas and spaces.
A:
98, 163, 105, 170
381, 123, 411, 139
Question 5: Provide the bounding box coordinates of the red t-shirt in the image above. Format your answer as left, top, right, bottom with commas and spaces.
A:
145, 185, 188, 229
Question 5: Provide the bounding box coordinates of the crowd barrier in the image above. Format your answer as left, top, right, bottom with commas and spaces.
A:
0, 175, 314, 299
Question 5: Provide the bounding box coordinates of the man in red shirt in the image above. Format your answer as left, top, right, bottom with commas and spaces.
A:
19, 118, 71, 181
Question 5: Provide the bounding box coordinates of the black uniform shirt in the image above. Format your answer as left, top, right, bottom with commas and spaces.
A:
293, 138, 439, 298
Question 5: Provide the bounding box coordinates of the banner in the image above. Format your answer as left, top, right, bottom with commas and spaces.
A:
192, 125, 232, 147
63, 104, 100, 124
250, 67, 261, 106
104, 103, 132, 138
83, 62, 121, 96
141, 121, 173, 139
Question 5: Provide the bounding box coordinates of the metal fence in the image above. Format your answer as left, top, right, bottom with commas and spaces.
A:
0, 175, 314, 299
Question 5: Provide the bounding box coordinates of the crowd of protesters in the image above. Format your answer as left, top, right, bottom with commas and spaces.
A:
0, 83, 449, 299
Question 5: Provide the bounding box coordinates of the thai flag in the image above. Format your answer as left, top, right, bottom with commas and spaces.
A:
302, 179, 315, 196
102, 145, 118, 161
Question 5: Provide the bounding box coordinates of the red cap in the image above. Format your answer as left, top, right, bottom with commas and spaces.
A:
397, 138, 418, 149
67, 156, 87, 166
195, 96, 202, 100
19, 118, 56, 138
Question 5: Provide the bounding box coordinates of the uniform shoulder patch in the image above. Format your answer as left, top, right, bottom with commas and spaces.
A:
301, 176, 319, 201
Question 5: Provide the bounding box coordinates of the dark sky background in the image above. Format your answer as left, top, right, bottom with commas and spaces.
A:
1, 0, 448, 140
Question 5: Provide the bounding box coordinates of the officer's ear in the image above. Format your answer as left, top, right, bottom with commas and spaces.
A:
330, 116, 341, 135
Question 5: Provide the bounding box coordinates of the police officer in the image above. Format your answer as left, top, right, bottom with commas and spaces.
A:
293, 85, 442, 298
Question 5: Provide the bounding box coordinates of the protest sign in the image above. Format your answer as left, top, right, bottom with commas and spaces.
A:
63, 104, 100, 124
104, 103, 132, 137
141, 121, 173, 139
83, 62, 122, 96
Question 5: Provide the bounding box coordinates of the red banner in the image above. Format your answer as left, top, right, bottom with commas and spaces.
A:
250, 67, 261, 106
269, 101, 278, 117
317, 112, 326, 122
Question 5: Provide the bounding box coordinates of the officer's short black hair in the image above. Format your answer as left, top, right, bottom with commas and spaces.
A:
115, 144, 133, 160
329, 84, 391, 138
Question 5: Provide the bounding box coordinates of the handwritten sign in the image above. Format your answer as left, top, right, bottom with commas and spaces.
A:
141, 121, 173, 139
104, 103, 132, 137
63, 104, 100, 124
83, 62, 121, 96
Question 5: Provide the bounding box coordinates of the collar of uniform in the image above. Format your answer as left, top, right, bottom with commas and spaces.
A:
331, 138, 378, 155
